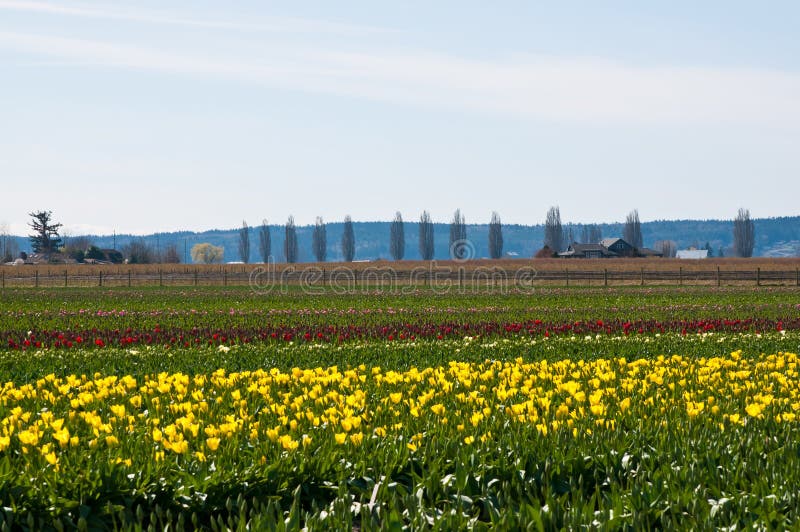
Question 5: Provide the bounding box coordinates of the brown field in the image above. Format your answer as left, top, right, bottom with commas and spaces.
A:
1, 257, 799, 288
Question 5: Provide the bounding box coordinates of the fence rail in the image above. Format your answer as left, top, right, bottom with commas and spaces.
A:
1, 265, 799, 289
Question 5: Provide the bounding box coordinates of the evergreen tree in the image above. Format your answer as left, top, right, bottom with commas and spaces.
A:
28, 211, 63, 256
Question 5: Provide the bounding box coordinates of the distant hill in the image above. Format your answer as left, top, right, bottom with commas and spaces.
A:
8, 216, 800, 262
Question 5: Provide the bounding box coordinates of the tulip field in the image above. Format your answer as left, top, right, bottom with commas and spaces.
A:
1, 285, 800, 529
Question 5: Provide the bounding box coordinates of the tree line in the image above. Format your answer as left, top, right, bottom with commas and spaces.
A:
6, 208, 758, 265
236, 206, 756, 263
234, 210, 502, 264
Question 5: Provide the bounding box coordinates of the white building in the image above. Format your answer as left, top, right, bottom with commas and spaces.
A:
676, 249, 708, 259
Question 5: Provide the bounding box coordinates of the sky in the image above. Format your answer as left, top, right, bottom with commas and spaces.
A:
1, 1, 799, 236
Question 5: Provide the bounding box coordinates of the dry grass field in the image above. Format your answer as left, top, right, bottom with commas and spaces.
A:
1, 257, 799, 288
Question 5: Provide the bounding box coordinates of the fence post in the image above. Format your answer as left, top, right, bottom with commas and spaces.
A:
796, 268, 799, 287
565, 268, 569, 287
64, 269, 68, 287
603, 268, 608, 287
717, 266, 720, 287
128, 270, 132, 287
757, 267, 761, 287
99, 271, 102, 287
1, 270, 4, 288
35, 270, 39, 288
194, 270, 198, 286
640, 267, 644, 286
679, 267, 682, 286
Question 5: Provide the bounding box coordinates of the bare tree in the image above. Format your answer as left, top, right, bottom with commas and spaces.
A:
655, 240, 677, 258
544, 206, 563, 252
449, 208, 467, 259
0, 223, 19, 262
63, 235, 92, 263
389, 212, 405, 261
238, 220, 250, 263
258, 220, 271, 263
284, 216, 298, 263
565, 225, 575, 249
580, 224, 602, 244
581, 224, 603, 244
163, 244, 181, 263
312, 216, 327, 262
123, 239, 156, 264
341, 215, 355, 262
733, 208, 755, 257
419, 210, 434, 260
589, 225, 602, 243
623, 210, 643, 249
28, 211, 63, 256
488, 211, 503, 259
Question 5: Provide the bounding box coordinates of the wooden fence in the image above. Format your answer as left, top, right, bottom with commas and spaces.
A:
1, 265, 799, 289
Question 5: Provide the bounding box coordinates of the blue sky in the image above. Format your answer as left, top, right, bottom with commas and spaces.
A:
1, 1, 799, 235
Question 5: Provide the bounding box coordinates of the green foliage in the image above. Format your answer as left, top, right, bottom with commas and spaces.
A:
85, 246, 104, 261
28, 210, 63, 255
1, 286, 800, 528
68, 249, 85, 263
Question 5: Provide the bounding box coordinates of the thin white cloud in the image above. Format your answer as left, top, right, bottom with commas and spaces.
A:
2, 30, 800, 127
0, 0, 390, 35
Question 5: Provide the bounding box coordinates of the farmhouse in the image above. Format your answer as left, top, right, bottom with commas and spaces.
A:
600, 238, 635, 257
558, 238, 663, 259
558, 243, 617, 259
